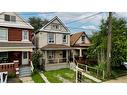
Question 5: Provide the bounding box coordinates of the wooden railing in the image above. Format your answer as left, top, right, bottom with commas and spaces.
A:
0, 60, 19, 72
47, 58, 68, 64
30, 61, 34, 72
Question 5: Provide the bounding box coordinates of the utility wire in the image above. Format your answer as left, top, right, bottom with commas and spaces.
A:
65, 12, 104, 24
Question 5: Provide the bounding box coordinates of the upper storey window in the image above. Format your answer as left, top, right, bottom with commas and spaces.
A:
82, 35, 85, 42
22, 30, 29, 41
4, 14, 16, 22
52, 24, 60, 30
63, 34, 67, 43
0, 28, 8, 41
48, 33, 55, 43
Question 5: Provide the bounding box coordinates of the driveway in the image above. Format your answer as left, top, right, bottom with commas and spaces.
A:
104, 75, 127, 83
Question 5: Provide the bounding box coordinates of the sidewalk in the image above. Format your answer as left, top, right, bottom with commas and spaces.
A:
104, 75, 127, 83
20, 76, 34, 83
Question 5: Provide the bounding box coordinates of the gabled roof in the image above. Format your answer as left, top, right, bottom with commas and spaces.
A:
39, 16, 69, 32
0, 12, 34, 29
70, 32, 91, 46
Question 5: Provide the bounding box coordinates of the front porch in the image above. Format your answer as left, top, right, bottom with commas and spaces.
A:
42, 50, 70, 70
0, 51, 32, 77
71, 48, 87, 63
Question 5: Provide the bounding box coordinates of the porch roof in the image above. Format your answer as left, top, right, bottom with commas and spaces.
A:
0, 42, 34, 48
73, 43, 91, 47
41, 44, 71, 50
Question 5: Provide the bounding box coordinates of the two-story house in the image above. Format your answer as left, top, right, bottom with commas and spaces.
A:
34, 16, 71, 71
70, 32, 91, 63
0, 12, 34, 77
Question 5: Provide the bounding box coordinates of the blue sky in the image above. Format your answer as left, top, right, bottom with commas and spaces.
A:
18, 12, 127, 35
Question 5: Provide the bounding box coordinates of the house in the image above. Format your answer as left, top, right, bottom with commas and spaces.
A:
70, 32, 91, 63
0, 12, 34, 77
34, 16, 71, 71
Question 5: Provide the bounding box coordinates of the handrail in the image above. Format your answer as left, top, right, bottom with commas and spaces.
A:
30, 61, 34, 72
0, 63, 14, 65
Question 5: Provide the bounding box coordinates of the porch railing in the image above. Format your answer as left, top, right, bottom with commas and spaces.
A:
0, 60, 19, 73
47, 58, 68, 64
30, 61, 34, 72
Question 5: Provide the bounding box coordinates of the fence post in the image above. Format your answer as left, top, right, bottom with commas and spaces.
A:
86, 65, 88, 72
103, 70, 105, 79
97, 69, 98, 77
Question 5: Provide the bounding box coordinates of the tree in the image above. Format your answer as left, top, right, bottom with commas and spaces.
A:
28, 17, 49, 33
32, 51, 42, 70
87, 17, 127, 67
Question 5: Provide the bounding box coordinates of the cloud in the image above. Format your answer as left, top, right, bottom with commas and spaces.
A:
81, 25, 98, 30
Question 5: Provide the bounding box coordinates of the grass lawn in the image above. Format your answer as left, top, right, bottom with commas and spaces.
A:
43, 68, 75, 83
31, 71, 45, 83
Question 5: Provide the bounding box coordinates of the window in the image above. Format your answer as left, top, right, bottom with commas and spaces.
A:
48, 51, 55, 59
4, 15, 10, 21
63, 34, 67, 43
4, 14, 16, 22
11, 16, 16, 22
52, 24, 60, 30
23, 52, 27, 59
0, 52, 8, 61
22, 30, 29, 41
82, 36, 85, 41
0, 28, 8, 41
48, 33, 54, 43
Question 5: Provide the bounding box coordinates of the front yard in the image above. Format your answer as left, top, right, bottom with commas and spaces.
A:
43, 68, 75, 83
31, 71, 45, 83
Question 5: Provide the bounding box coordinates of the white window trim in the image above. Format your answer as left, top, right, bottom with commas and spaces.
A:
0, 28, 8, 42
22, 30, 29, 42
52, 24, 61, 30
63, 34, 67, 44
47, 33, 55, 44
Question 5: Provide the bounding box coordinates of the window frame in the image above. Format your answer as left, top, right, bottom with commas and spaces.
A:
4, 14, 16, 22
22, 30, 29, 41
48, 33, 55, 44
52, 23, 60, 30
81, 35, 85, 42
63, 34, 67, 43
0, 27, 8, 41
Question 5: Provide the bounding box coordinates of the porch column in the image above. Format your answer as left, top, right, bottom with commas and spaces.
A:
66, 50, 68, 62
72, 49, 75, 62
45, 51, 47, 65
79, 49, 82, 57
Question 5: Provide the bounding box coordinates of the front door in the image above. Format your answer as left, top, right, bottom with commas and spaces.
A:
22, 52, 29, 65
63, 50, 66, 58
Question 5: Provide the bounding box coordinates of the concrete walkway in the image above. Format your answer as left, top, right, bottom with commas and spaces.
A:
20, 76, 34, 83
104, 75, 127, 83
39, 72, 50, 83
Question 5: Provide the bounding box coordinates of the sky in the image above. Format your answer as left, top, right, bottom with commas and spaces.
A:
18, 12, 127, 36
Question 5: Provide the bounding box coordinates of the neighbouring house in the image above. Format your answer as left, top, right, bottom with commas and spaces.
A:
0, 12, 34, 77
70, 32, 91, 64
34, 16, 71, 71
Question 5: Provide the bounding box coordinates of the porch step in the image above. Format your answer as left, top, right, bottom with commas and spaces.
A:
19, 66, 31, 77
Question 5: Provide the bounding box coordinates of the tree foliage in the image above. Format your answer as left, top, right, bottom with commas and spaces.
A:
87, 17, 127, 66
32, 51, 42, 70
28, 17, 49, 33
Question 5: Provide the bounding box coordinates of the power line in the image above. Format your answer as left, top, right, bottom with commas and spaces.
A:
65, 12, 104, 24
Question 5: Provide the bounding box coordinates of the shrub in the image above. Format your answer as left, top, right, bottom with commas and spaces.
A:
32, 51, 42, 70
8, 72, 16, 78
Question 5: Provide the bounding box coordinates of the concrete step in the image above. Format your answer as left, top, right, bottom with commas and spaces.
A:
19, 66, 31, 77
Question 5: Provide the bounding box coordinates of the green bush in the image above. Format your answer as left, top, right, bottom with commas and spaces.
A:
32, 51, 42, 70
8, 72, 16, 78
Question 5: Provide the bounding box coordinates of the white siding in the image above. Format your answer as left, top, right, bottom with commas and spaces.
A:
76, 34, 90, 44
0, 12, 33, 29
